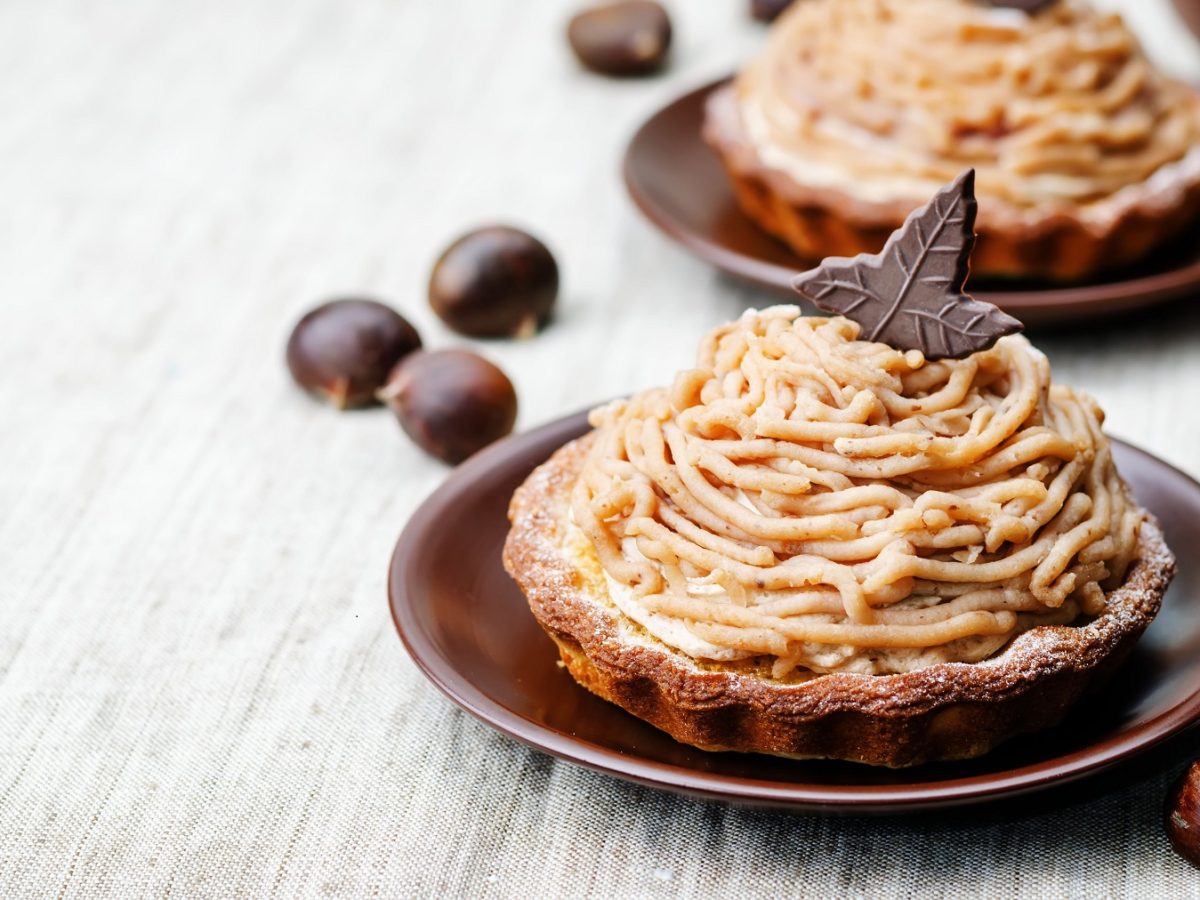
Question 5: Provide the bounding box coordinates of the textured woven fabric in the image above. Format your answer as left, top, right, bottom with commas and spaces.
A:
3, 0, 1200, 896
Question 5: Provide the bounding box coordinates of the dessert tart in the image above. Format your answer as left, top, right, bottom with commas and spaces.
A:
703, 0, 1200, 280
503, 174, 1175, 767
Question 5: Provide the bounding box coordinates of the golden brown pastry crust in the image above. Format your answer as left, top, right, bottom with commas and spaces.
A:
703, 84, 1200, 281
503, 433, 1176, 767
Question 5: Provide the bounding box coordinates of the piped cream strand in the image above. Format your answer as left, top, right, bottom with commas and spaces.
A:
573, 307, 1141, 676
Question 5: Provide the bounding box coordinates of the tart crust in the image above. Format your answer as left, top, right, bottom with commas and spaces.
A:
503, 432, 1176, 767
703, 84, 1200, 281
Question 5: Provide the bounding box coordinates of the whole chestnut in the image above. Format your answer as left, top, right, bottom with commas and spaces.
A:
429, 226, 558, 338
286, 299, 421, 408
1166, 760, 1200, 867
379, 349, 518, 464
567, 2, 672, 77
750, 0, 795, 21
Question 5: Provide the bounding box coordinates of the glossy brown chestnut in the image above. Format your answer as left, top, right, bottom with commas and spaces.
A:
380, 349, 517, 464
428, 226, 558, 339
286, 299, 421, 409
1166, 760, 1200, 867
981, 0, 1058, 11
750, 0, 794, 22
567, 2, 671, 77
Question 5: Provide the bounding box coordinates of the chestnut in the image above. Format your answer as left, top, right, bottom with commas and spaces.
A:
379, 349, 518, 464
980, 0, 1058, 12
750, 0, 795, 21
567, 2, 671, 78
1166, 760, 1200, 867
428, 226, 558, 338
286, 299, 421, 408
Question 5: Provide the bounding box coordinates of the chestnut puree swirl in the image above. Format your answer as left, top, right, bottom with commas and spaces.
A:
736, 0, 1200, 220
572, 307, 1142, 677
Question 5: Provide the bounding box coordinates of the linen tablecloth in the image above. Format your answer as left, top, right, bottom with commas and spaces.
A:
4, 0, 1200, 895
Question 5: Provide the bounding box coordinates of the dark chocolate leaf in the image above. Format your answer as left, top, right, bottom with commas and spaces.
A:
791, 170, 1023, 360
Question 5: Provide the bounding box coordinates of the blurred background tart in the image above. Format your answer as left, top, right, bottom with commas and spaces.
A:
704, 0, 1200, 280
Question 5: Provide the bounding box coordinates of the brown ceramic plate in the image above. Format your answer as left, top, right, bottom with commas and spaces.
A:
1174, 0, 1200, 40
623, 79, 1200, 328
389, 411, 1200, 814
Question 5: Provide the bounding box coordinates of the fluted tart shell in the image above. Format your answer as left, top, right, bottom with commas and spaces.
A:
702, 84, 1200, 282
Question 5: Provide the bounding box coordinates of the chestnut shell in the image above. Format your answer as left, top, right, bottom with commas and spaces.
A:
286, 299, 421, 408
380, 349, 518, 464
429, 226, 558, 339
1166, 760, 1200, 868
567, 1, 672, 77
750, 0, 794, 22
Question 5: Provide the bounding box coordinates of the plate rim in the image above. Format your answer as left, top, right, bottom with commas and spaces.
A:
622, 76, 1200, 320
389, 411, 1200, 812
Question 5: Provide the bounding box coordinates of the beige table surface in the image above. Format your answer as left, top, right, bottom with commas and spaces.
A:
4, 0, 1200, 896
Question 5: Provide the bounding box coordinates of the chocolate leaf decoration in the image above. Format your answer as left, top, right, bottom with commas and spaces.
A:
791, 170, 1023, 360
977, 0, 1057, 13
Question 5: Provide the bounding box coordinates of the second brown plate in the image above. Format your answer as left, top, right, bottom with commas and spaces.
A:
390, 411, 1200, 814
623, 79, 1200, 328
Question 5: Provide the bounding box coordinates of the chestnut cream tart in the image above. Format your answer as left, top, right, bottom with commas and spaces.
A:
703, 0, 1200, 279
503, 177, 1174, 767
